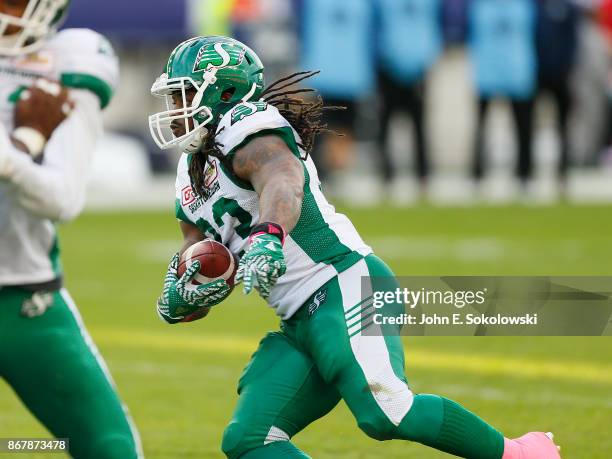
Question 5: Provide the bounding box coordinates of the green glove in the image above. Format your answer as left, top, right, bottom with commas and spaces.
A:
156, 253, 231, 324
236, 233, 286, 299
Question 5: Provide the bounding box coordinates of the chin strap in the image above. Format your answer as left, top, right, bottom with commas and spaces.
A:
180, 127, 209, 154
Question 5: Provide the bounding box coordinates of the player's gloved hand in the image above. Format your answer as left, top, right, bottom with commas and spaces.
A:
13, 79, 74, 160
156, 253, 231, 324
236, 222, 286, 299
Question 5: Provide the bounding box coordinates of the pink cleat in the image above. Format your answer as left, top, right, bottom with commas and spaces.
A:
502, 432, 561, 459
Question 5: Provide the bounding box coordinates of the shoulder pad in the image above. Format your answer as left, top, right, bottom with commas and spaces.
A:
215, 102, 292, 156
49, 28, 119, 109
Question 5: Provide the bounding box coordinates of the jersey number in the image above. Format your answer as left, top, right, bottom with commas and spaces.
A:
195, 197, 253, 241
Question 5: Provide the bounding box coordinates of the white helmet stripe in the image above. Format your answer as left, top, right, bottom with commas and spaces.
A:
241, 83, 258, 102
213, 42, 231, 68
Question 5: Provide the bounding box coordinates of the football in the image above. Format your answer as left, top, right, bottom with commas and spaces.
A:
178, 240, 238, 288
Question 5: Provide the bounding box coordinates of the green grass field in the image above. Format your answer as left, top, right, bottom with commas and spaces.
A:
1, 204, 611, 458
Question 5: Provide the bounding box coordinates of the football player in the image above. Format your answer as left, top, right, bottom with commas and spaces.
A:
0, 1, 142, 458
150, 36, 561, 459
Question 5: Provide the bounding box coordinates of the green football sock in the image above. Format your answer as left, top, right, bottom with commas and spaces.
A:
238, 441, 311, 459
398, 394, 505, 459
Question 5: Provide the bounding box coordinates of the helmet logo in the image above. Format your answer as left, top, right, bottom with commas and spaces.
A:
193, 42, 245, 73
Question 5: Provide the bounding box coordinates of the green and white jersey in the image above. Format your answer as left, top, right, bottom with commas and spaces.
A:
0, 28, 119, 286
175, 102, 372, 319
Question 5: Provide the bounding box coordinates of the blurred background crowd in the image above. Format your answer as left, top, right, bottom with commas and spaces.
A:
64, 0, 612, 206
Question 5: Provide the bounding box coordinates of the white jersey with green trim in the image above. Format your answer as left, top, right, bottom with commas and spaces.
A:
175, 102, 372, 319
0, 28, 119, 286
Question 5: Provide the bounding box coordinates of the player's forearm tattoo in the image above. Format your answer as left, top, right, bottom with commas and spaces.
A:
259, 177, 303, 231
233, 135, 304, 232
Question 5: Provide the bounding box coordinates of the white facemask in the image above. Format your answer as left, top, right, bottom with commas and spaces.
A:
0, 0, 67, 56
148, 72, 216, 152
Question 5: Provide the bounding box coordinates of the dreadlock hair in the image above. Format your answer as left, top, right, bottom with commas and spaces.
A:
188, 70, 342, 197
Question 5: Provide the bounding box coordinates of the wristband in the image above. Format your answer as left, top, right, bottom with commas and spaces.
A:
249, 222, 286, 246
12, 127, 46, 159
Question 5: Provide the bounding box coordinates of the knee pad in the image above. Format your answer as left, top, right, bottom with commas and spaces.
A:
357, 413, 397, 441
74, 435, 139, 459
222, 423, 303, 458
222, 421, 248, 459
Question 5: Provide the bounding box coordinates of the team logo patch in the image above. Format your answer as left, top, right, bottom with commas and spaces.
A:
21, 292, 54, 318
231, 102, 268, 125
98, 36, 115, 57
307, 288, 328, 316
199, 161, 221, 202
204, 161, 218, 188
181, 185, 197, 206
193, 42, 245, 73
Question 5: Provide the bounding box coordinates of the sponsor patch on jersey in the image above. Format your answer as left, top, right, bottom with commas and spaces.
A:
181, 185, 197, 206
181, 163, 220, 215
231, 101, 268, 125
186, 186, 217, 213
0, 54, 53, 85
199, 181, 220, 204
181, 186, 205, 214
13, 51, 54, 73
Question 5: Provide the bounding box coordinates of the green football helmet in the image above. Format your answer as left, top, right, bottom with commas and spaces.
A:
0, 0, 71, 56
149, 36, 265, 153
